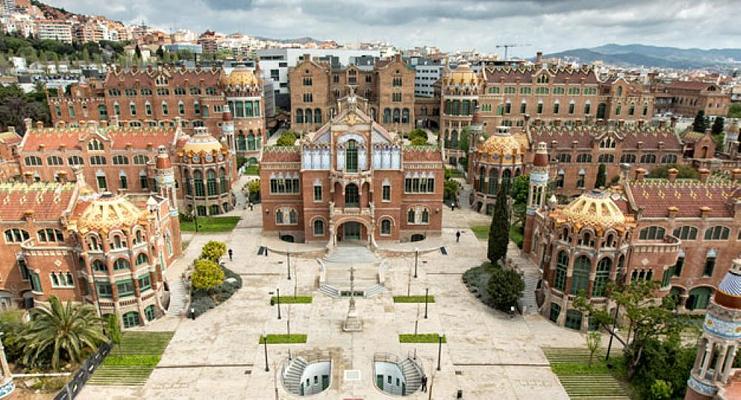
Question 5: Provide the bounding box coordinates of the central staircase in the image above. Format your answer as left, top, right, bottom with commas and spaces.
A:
318, 244, 386, 298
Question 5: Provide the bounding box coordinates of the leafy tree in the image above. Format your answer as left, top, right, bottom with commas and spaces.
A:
510, 174, 529, 205
201, 240, 227, 262
191, 258, 225, 291
21, 296, 106, 369
0, 309, 27, 361
410, 136, 428, 146
155, 46, 165, 59
649, 164, 699, 180
573, 281, 687, 379
711, 116, 724, 135
134, 44, 142, 60
407, 128, 427, 142
692, 110, 707, 132
0, 84, 50, 134
487, 184, 509, 265
595, 163, 607, 188
443, 177, 461, 203
276, 131, 297, 146
458, 126, 470, 151
729, 103, 741, 118
649, 380, 672, 400
486, 267, 524, 312
585, 331, 601, 367
105, 313, 122, 350
247, 179, 261, 202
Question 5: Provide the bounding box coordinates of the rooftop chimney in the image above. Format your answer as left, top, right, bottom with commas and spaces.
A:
535, 51, 543, 65
635, 167, 647, 181
667, 168, 678, 182
698, 168, 710, 182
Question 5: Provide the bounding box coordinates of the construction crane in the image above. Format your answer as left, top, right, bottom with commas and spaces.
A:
495, 43, 531, 60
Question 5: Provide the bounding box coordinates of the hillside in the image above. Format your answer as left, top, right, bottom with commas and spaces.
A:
545, 44, 741, 69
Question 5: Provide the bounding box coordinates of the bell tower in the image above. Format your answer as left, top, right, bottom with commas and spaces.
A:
685, 259, 740, 399
522, 142, 549, 254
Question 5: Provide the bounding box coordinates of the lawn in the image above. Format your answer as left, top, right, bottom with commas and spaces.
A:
543, 347, 631, 399
243, 164, 260, 175
470, 225, 489, 240
271, 295, 313, 304
393, 295, 435, 303
179, 216, 241, 232
259, 334, 307, 344
399, 333, 446, 343
88, 331, 174, 387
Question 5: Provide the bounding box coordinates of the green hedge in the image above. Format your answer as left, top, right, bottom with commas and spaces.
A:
270, 295, 312, 304
258, 334, 307, 344
399, 334, 446, 343
393, 295, 435, 303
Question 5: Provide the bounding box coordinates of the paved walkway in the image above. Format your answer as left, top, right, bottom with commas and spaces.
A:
79, 184, 600, 400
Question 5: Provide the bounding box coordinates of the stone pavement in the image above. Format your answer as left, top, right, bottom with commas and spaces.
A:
78, 187, 598, 400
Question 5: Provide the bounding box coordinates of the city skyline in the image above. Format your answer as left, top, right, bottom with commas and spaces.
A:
46, 0, 741, 56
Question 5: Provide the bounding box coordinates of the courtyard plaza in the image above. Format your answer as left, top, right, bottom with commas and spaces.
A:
78, 181, 592, 400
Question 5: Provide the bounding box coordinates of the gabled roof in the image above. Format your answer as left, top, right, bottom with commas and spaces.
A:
625, 179, 740, 218
19, 123, 178, 152
527, 123, 681, 150
483, 65, 600, 85
0, 182, 76, 222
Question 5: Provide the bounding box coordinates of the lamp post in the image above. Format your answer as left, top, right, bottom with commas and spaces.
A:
276, 288, 281, 320
286, 252, 291, 280
436, 333, 443, 371
287, 305, 292, 360
263, 331, 270, 372
414, 249, 419, 278
424, 288, 429, 319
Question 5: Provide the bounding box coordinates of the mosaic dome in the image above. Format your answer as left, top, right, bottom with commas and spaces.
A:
220, 67, 258, 87
77, 194, 144, 233
446, 63, 479, 85
560, 190, 626, 230
182, 128, 223, 154
479, 130, 523, 157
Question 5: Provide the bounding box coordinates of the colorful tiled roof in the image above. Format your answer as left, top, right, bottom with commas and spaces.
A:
478, 130, 525, 157
0, 182, 75, 221
555, 190, 631, 232
70, 193, 145, 234
261, 146, 301, 163
527, 124, 681, 150
20, 124, 176, 152
627, 179, 740, 218
483, 65, 599, 85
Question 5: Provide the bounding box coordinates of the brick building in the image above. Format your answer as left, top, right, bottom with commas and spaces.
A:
653, 81, 731, 117
2, 118, 236, 216
440, 55, 654, 165
524, 156, 741, 331
47, 65, 266, 160
289, 54, 416, 134
0, 166, 182, 328
260, 92, 443, 244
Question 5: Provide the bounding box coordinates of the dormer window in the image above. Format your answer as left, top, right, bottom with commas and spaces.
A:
536, 74, 549, 84
88, 139, 104, 151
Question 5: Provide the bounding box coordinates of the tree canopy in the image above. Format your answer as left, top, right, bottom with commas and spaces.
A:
276, 131, 297, 146
486, 267, 524, 312
649, 164, 699, 180
711, 116, 724, 135
191, 258, 225, 291
201, 240, 227, 262
487, 184, 509, 265
692, 110, 707, 133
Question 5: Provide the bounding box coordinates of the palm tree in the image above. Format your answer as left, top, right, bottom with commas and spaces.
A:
21, 296, 107, 369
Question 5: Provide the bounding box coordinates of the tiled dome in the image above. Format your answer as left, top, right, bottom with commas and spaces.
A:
220, 66, 258, 87
445, 63, 479, 85
560, 190, 626, 231
76, 193, 144, 233
182, 128, 223, 154
479, 130, 522, 157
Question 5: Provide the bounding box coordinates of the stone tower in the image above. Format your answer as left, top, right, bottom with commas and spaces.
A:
523, 142, 549, 254
221, 106, 235, 154
685, 259, 740, 399
154, 146, 182, 244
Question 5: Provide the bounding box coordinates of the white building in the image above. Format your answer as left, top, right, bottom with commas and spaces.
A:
36, 20, 73, 43
409, 58, 442, 98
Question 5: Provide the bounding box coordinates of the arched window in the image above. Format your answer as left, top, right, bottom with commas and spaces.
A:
554, 251, 568, 291
88, 235, 101, 251
113, 258, 130, 270
275, 209, 284, 224
112, 155, 129, 165
178, 101, 185, 115
688, 287, 713, 310
344, 184, 359, 207
639, 226, 665, 240
383, 108, 391, 123
407, 208, 415, 223
450, 130, 458, 148
381, 219, 392, 235
402, 108, 410, 124
661, 154, 678, 164
593, 258, 612, 297
305, 108, 313, 124
578, 231, 594, 247
145, 101, 152, 116
313, 219, 324, 236
393, 108, 400, 123
247, 133, 256, 150
47, 156, 63, 165
206, 170, 218, 196
136, 253, 148, 266
219, 168, 228, 194
478, 167, 486, 192
37, 228, 63, 242
673, 226, 698, 240
620, 154, 636, 163
68, 155, 84, 165
133, 230, 144, 244
288, 209, 297, 224
111, 235, 124, 249
488, 169, 498, 195
571, 256, 591, 295
421, 208, 429, 224
193, 171, 205, 196
345, 140, 359, 172
133, 154, 148, 165
24, 156, 42, 166
237, 133, 246, 151
92, 260, 107, 273
640, 153, 656, 164
161, 101, 169, 115
704, 226, 730, 240
584, 102, 591, 114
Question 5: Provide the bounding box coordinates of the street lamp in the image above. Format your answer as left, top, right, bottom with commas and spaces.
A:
414, 249, 419, 278
286, 252, 291, 280
263, 330, 270, 372
276, 288, 282, 320
436, 332, 443, 371
424, 288, 429, 319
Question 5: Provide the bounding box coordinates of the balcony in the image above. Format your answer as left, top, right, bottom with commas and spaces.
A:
329, 202, 375, 219
631, 235, 681, 254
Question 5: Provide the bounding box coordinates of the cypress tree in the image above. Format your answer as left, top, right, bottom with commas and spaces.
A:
595, 163, 607, 189
487, 184, 509, 265
692, 110, 706, 133
711, 116, 724, 135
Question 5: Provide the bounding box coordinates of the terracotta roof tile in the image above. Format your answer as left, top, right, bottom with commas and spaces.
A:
627, 179, 740, 218
0, 182, 75, 221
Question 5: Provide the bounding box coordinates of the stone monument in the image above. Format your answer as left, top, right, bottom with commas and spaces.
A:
343, 267, 363, 332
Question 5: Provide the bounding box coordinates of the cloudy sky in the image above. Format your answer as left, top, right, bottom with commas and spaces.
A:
46, 0, 741, 56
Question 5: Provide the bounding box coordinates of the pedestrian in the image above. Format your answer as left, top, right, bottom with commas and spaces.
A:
450, 202, 455, 211
228, 248, 233, 261
249, 202, 254, 211
421, 375, 428, 392
456, 231, 461, 243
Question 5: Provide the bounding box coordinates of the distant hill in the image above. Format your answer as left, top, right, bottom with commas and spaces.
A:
252, 36, 324, 45
544, 44, 741, 70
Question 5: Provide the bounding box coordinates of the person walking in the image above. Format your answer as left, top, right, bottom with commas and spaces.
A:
456, 231, 461, 243
420, 375, 428, 392
228, 248, 233, 261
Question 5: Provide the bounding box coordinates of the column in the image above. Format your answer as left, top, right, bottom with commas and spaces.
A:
720, 345, 737, 383
712, 343, 728, 382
